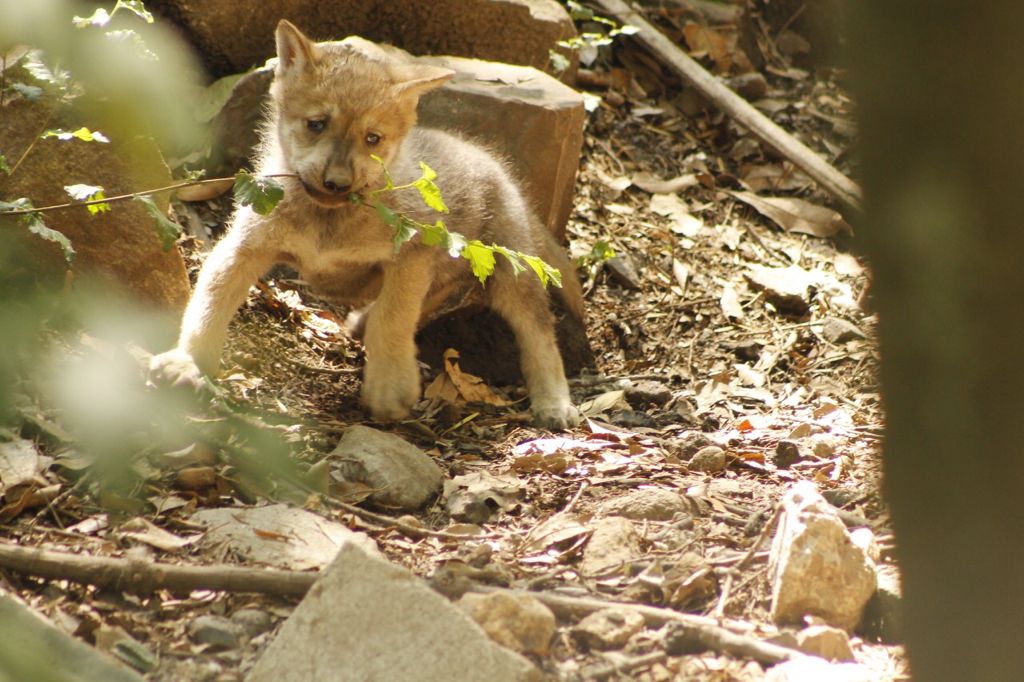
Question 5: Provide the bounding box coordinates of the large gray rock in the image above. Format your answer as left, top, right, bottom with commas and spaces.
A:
247, 543, 539, 682
151, 0, 575, 78
330, 425, 444, 510
0, 594, 143, 682
768, 482, 877, 632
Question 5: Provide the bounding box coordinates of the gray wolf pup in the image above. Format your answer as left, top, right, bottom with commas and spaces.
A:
151, 20, 583, 429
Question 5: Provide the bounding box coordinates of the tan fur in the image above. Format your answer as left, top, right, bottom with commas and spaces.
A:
151, 20, 583, 428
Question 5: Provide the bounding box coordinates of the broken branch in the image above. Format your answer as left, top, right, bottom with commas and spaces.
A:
593, 0, 863, 212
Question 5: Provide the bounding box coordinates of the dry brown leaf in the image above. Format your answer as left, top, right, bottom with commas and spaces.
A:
739, 162, 813, 192
682, 21, 747, 73
729, 190, 851, 238
118, 517, 199, 552
443, 348, 510, 406
632, 172, 699, 194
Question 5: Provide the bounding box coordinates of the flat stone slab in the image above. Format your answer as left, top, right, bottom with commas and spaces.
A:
247, 543, 539, 682
0, 594, 143, 681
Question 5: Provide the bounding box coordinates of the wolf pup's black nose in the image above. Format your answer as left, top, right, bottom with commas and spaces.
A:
323, 179, 351, 194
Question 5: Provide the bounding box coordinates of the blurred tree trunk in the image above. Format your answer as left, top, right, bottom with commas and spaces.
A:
850, 3, 1024, 680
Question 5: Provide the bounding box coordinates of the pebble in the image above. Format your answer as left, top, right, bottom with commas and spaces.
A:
572, 607, 646, 651
689, 445, 727, 472
458, 592, 556, 656
188, 615, 242, 651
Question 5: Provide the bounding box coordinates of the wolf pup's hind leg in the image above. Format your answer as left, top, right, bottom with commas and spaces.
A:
486, 265, 581, 430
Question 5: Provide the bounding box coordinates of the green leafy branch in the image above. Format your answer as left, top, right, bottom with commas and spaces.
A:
550, 1, 638, 75
352, 156, 563, 288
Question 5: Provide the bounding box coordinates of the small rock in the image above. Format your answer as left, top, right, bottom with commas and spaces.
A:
581, 516, 643, 576
598, 487, 688, 522
606, 254, 643, 289
795, 624, 855, 662
572, 608, 645, 651
623, 380, 673, 407
675, 431, 720, 459
188, 615, 241, 651
609, 409, 655, 428
458, 592, 556, 656
230, 608, 273, 639
689, 445, 727, 473
773, 440, 804, 469
331, 425, 444, 510
821, 487, 860, 509
821, 318, 867, 345
768, 482, 878, 631
765, 658, 874, 682
729, 72, 769, 101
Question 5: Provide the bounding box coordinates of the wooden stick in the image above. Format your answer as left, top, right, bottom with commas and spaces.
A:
0, 542, 316, 597
488, 588, 806, 666
593, 0, 863, 213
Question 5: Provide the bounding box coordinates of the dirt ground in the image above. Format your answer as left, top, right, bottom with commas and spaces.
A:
1, 9, 906, 682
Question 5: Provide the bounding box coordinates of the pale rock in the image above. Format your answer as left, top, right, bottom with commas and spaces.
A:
247, 544, 539, 682
689, 445, 728, 473
581, 516, 643, 576
768, 482, 878, 631
0, 594, 143, 681
795, 624, 855, 662
330, 425, 444, 510
187, 615, 241, 651
571, 607, 646, 650
458, 592, 556, 656
765, 658, 874, 682
191, 503, 377, 571
597, 487, 688, 522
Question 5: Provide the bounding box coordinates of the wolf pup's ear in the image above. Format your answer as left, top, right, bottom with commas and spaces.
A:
276, 20, 319, 73
391, 64, 456, 101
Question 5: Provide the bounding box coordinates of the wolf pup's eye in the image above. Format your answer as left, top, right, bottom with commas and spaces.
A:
307, 118, 327, 133
365, 132, 381, 146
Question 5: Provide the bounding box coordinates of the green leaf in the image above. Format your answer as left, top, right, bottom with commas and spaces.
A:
113, 0, 154, 23
65, 184, 110, 214
419, 220, 447, 247
22, 51, 72, 91
392, 217, 418, 252
233, 171, 284, 215
522, 254, 563, 288
413, 162, 448, 213
134, 195, 181, 250
371, 154, 394, 190
42, 127, 110, 143
493, 246, 527, 277
73, 8, 112, 27
445, 229, 468, 259
375, 202, 399, 228
462, 240, 496, 285
23, 210, 75, 264
104, 29, 159, 61
10, 82, 44, 101
0, 154, 9, 176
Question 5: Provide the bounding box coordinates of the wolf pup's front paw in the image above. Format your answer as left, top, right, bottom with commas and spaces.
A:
149, 348, 208, 393
361, 362, 421, 421
532, 401, 582, 430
